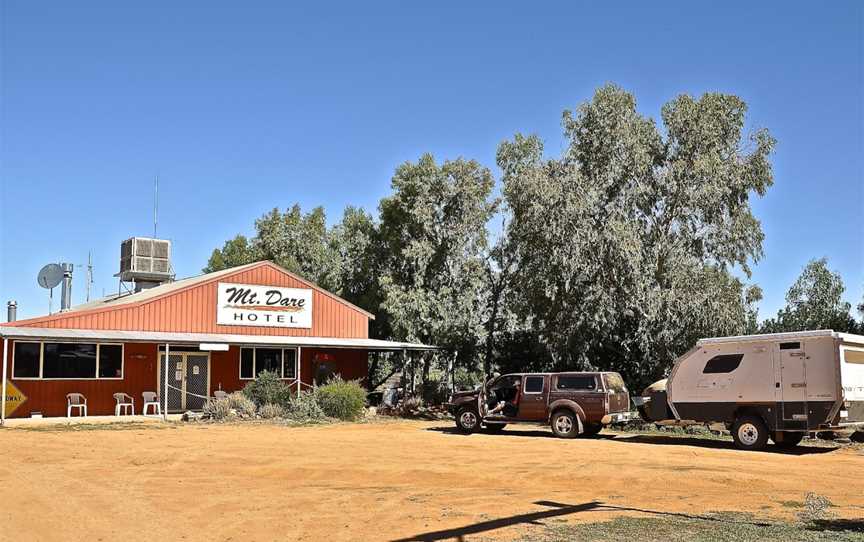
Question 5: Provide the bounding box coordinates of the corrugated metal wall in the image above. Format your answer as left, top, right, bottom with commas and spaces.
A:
4, 342, 369, 417
11, 263, 370, 338
5, 341, 158, 418
209, 346, 368, 394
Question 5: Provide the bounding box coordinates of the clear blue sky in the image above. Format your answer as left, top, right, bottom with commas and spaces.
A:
1, 1, 862, 321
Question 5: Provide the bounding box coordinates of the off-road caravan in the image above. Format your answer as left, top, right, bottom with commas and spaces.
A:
637, 330, 864, 451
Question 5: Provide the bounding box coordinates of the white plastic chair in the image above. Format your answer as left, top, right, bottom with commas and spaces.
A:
66, 393, 87, 417
213, 390, 229, 400
142, 391, 161, 416
113, 393, 135, 416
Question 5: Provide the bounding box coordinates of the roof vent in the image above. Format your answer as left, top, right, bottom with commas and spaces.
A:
117, 237, 173, 290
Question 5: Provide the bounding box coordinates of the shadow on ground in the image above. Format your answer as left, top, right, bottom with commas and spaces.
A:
389, 500, 781, 542
425, 426, 838, 456
807, 519, 864, 532
608, 433, 838, 456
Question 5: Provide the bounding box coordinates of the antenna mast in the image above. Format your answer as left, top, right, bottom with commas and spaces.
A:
85, 251, 93, 302
153, 174, 159, 238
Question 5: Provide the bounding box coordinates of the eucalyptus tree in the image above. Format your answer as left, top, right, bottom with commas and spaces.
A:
761, 258, 858, 333
204, 204, 351, 294
204, 234, 257, 273
498, 84, 775, 388
377, 154, 497, 385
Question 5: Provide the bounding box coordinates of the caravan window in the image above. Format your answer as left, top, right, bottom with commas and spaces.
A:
702, 354, 744, 374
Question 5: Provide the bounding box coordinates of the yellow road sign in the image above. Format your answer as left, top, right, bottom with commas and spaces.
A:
3, 380, 28, 418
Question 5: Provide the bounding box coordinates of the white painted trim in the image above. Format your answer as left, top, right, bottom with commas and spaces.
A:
0, 327, 438, 351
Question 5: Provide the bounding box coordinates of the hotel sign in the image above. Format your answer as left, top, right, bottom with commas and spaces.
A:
217, 282, 313, 328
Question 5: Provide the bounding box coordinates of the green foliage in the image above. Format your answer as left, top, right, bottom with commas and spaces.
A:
199, 85, 864, 394
523, 513, 862, 542
227, 392, 257, 417
285, 389, 328, 422
205, 392, 257, 420
242, 370, 293, 408
314, 377, 367, 420
203, 235, 257, 273
761, 258, 858, 333
378, 155, 495, 347
203, 204, 388, 335
497, 84, 775, 389
259, 403, 286, 419
203, 397, 233, 420
379, 395, 423, 417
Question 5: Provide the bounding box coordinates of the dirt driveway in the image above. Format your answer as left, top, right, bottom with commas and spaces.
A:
0, 420, 861, 541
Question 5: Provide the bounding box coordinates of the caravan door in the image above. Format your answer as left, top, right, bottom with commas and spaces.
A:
778, 341, 808, 426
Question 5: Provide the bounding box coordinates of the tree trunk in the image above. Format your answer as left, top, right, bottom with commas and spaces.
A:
484, 286, 501, 378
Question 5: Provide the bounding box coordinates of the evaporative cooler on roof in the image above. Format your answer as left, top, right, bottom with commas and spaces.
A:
118, 237, 172, 285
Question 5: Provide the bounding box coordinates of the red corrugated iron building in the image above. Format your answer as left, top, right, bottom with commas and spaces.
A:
0, 261, 430, 419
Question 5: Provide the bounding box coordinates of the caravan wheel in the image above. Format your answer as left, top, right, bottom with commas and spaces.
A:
732, 416, 769, 451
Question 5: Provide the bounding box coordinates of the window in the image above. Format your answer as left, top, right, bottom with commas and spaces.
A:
239, 347, 298, 379
99, 344, 124, 378
524, 375, 544, 393
240, 348, 255, 379
13, 342, 40, 378
43, 343, 97, 378
283, 349, 297, 379
779, 342, 801, 350
844, 349, 864, 365
702, 354, 744, 374
602, 373, 628, 393
12, 342, 123, 380
556, 375, 597, 391
255, 348, 282, 376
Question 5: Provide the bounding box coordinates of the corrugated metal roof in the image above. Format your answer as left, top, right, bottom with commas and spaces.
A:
0, 326, 436, 351
61, 261, 375, 319
698, 329, 864, 345
64, 262, 263, 313
4, 261, 376, 331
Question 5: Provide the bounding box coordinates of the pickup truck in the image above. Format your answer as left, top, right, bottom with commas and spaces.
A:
445, 371, 633, 438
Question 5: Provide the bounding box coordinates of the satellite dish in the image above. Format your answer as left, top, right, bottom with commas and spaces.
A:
37, 263, 63, 289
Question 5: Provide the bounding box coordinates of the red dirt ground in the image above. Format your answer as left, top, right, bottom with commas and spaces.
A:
1, 420, 861, 541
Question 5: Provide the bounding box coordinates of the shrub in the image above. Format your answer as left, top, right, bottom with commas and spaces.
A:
420, 381, 449, 406
315, 377, 367, 420
285, 389, 327, 422
203, 397, 233, 420
227, 392, 257, 417
378, 395, 428, 418
259, 403, 286, 419
242, 370, 293, 407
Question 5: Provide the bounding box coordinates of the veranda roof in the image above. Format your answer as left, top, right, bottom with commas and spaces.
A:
0, 326, 436, 351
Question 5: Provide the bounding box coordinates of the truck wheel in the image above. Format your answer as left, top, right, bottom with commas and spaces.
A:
484, 422, 507, 432
772, 431, 804, 448
731, 416, 769, 451
851, 431, 864, 443
551, 410, 580, 439
580, 422, 603, 437
455, 407, 479, 433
